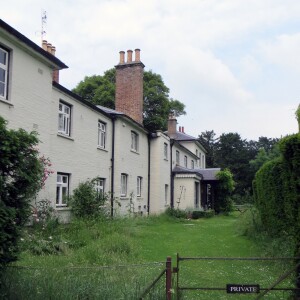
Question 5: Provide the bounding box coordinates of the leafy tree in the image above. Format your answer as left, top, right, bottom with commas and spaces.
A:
198, 130, 217, 167
215, 169, 235, 213
0, 116, 44, 266
72, 69, 186, 132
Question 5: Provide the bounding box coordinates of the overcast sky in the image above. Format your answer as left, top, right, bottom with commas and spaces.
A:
2, 0, 300, 140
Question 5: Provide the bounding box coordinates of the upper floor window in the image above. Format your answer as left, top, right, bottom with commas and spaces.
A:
121, 173, 128, 197
131, 131, 139, 152
58, 101, 71, 136
196, 149, 198, 157
184, 155, 188, 168
56, 173, 69, 207
202, 155, 205, 168
0, 47, 9, 100
176, 150, 180, 165
137, 176, 142, 197
191, 160, 194, 169
98, 121, 106, 149
164, 143, 168, 160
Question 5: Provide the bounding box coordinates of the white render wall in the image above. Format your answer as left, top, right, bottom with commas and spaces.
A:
173, 176, 202, 211
178, 141, 206, 168
113, 118, 149, 216
149, 132, 171, 214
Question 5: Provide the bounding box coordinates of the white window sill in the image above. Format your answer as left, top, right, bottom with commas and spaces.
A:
57, 133, 74, 141
56, 206, 70, 210
97, 146, 108, 152
120, 197, 129, 200
130, 149, 140, 154
0, 98, 13, 106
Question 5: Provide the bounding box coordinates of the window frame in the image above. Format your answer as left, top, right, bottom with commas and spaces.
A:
165, 184, 169, 206
95, 178, 105, 200
131, 131, 139, 152
56, 173, 70, 207
121, 173, 128, 197
98, 121, 106, 149
163, 143, 168, 160
176, 150, 180, 165
137, 176, 142, 197
58, 101, 71, 136
0, 46, 9, 100
184, 155, 188, 168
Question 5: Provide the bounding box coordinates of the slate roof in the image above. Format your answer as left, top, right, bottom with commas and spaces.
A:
173, 166, 220, 181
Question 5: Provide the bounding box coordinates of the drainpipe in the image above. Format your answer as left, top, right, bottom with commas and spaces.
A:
170, 140, 174, 209
110, 116, 116, 218
147, 134, 151, 215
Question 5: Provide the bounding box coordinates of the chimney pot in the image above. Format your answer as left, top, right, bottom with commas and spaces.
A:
119, 51, 125, 64
42, 40, 48, 51
179, 126, 181, 132
51, 46, 56, 56
47, 43, 52, 53
127, 50, 133, 63
182, 126, 185, 133
134, 49, 141, 62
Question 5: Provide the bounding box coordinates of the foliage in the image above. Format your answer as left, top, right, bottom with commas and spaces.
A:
0, 116, 45, 266
165, 207, 188, 219
191, 209, 215, 219
253, 133, 300, 261
72, 68, 186, 132
215, 169, 235, 213
68, 178, 109, 219
199, 131, 279, 198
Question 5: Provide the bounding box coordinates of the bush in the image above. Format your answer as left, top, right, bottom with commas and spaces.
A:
0, 116, 44, 266
215, 169, 235, 214
165, 207, 187, 219
69, 178, 109, 218
191, 210, 215, 219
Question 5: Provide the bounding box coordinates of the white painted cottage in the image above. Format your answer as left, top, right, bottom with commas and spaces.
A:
0, 19, 219, 221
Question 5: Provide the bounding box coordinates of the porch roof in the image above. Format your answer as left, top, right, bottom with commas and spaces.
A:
173, 166, 220, 181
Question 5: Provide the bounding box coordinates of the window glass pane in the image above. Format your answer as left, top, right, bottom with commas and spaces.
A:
0, 69, 5, 82
57, 175, 61, 182
63, 176, 68, 183
0, 83, 4, 97
0, 50, 6, 65
62, 187, 67, 203
56, 187, 60, 204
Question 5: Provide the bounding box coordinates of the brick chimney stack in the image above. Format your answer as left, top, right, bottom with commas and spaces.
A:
168, 114, 177, 137
115, 49, 145, 124
42, 40, 59, 83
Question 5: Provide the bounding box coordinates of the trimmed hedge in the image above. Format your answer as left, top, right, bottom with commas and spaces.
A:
253, 133, 300, 245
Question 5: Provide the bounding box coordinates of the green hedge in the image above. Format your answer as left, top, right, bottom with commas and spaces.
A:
253, 133, 300, 242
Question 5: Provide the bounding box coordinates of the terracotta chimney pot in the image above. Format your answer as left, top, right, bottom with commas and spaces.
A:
47, 43, 52, 53
42, 40, 48, 51
127, 50, 133, 63
51, 46, 56, 56
119, 51, 125, 64
134, 49, 140, 62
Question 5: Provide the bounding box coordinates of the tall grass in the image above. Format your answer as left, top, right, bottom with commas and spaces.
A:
1, 212, 297, 299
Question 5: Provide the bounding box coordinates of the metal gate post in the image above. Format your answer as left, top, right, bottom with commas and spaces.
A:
166, 256, 172, 300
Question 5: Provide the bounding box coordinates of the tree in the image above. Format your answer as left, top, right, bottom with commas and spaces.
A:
198, 130, 217, 167
72, 69, 186, 132
0, 116, 44, 266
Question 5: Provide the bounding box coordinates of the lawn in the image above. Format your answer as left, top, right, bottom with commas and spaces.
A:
1, 213, 295, 299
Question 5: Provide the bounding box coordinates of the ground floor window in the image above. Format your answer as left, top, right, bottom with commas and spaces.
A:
95, 178, 105, 200
165, 184, 169, 206
121, 173, 128, 197
56, 173, 69, 206
137, 176, 142, 197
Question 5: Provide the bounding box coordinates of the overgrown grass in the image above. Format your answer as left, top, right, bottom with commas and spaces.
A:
1, 212, 296, 299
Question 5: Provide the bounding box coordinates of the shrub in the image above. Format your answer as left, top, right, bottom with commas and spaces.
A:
191, 210, 215, 219
215, 169, 235, 214
68, 178, 109, 218
165, 207, 187, 219
0, 116, 45, 266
